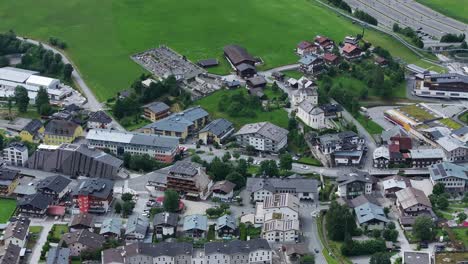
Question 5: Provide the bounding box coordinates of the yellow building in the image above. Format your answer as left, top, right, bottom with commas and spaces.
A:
20, 119, 44, 143
0, 168, 20, 196
43, 120, 83, 145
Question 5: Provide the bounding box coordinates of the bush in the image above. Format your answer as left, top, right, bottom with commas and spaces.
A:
341, 239, 386, 256
354, 10, 378, 25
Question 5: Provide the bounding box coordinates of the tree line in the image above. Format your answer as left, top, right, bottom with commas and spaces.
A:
354, 10, 378, 26
393, 23, 424, 48
328, 0, 352, 13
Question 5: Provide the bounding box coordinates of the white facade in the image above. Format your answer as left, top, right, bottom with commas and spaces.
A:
297, 102, 326, 129
337, 182, 372, 198
431, 176, 466, 192
262, 219, 299, 242
292, 88, 317, 106
212, 190, 233, 201
414, 79, 468, 99
2, 145, 28, 166
87, 120, 111, 130
253, 189, 274, 202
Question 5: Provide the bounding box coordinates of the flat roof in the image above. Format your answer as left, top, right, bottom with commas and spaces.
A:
0, 67, 38, 83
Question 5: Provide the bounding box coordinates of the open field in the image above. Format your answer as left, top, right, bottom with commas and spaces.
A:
415, 0, 468, 24
0, 0, 442, 101
398, 104, 436, 121
356, 114, 384, 134
439, 118, 463, 130
195, 89, 289, 129
0, 198, 16, 223
436, 252, 468, 264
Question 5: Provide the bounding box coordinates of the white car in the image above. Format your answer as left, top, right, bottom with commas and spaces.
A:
302, 165, 309, 169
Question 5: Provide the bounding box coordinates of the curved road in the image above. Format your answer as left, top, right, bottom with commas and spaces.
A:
17, 37, 125, 130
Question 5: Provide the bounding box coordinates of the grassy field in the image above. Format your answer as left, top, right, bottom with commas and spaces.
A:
415, 0, 468, 24
356, 114, 384, 134
439, 118, 463, 130
298, 156, 322, 166
398, 104, 436, 121
452, 228, 468, 248
0, 199, 16, 223
51, 224, 69, 240
195, 89, 289, 128
460, 111, 468, 125
0, 0, 441, 101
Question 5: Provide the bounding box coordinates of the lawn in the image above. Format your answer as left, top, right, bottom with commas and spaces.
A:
439, 118, 463, 130
451, 228, 468, 248
27, 226, 44, 249
398, 104, 436, 121
356, 114, 384, 134
0, 0, 441, 101
297, 156, 322, 166
282, 70, 303, 80
459, 111, 468, 125
0, 198, 16, 223
436, 252, 468, 264
51, 224, 69, 241
195, 89, 289, 129
415, 0, 468, 24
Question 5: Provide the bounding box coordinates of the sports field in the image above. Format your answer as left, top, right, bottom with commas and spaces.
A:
0, 0, 439, 100
0, 198, 17, 223
416, 0, 468, 24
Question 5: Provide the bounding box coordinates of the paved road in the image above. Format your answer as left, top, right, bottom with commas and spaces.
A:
17, 37, 125, 131
28, 219, 68, 264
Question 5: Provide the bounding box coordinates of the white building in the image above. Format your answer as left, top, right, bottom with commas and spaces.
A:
436, 135, 468, 162
262, 215, 299, 242
414, 73, 468, 99
336, 171, 374, 199
211, 180, 236, 202
429, 162, 468, 193
86, 129, 180, 163
254, 193, 299, 224
3, 218, 30, 249
0, 67, 76, 104
246, 177, 318, 202
234, 122, 288, 153
2, 142, 28, 166
297, 101, 326, 129
292, 87, 317, 106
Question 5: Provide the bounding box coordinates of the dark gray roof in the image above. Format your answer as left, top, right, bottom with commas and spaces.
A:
88, 110, 112, 124
246, 76, 267, 86
62, 229, 105, 250
4, 217, 30, 241
337, 170, 374, 186
0, 168, 19, 183
70, 213, 94, 228
23, 119, 43, 135
347, 195, 381, 208
429, 162, 468, 181
0, 243, 21, 264
169, 161, 198, 176
403, 251, 430, 264
452, 126, 468, 137
100, 218, 122, 236
246, 177, 318, 194
125, 215, 149, 236
6, 142, 27, 152
144, 101, 170, 114
224, 45, 255, 65
235, 122, 288, 143
36, 175, 71, 194
44, 119, 80, 137
18, 192, 53, 210
236, 63, 256, 72
153, 212, 178, 227
205, 239, 271, 255
198, 59, 219, 67
102, 242, 193, 262
46, 247, 71, 264
144, 106, 209, 133
199, 118, 234, 137
72, 178, 114, 199
216, 214, 237, 231
211, 180, 236, 194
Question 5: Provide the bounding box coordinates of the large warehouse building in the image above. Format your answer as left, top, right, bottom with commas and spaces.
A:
414, 73, 468, 99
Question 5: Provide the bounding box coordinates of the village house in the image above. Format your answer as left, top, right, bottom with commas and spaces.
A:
336, 171, 375, 199
254, 193, 299, 224
292, 87, 318, 106
314, 35, 334, 51
43, 119, 83, 145
198, 118, 235, 145
2, 142, 28, 167
17, 192, 53, 217
211, 180, 236, 202
354, 202, 389, 230
299, 54, 324, 74
87, 110, 112, 129
341, 43, 362, 60
262, 213, 299, 242
235, 122, 288, 153
204, 239, 272, 264
3, 217, 30, 248
166, 161, 212, 200
381, 175, 410, 197
224, 45, 257, 78
296, 41, 317, 55
143, 101, 171, 122
69, 213, 94, 231
323, 53, 340, 65
46, 247, 71, 264
395, 187, 434, 229
99, 218, 122, 239
0, 243, 21, 264
72, 178, 114, 214
429, 162, 467, 194
216, 214, 238, 238
61, 229, 105, 256
102, 242, 193, 264
0, 168, 20, 196
153, 212, 178, 238
125, 214, 149, 241
35, 175, 71, 201
19, 119, 44, 143
246, 177, 318, 202
183, 214, 208, 239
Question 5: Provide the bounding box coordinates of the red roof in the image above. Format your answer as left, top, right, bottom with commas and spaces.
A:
389, 144, 400, 153
297, 41, 313, 50
315, 36, 330, 45
462, 221, 468, 227
391, 136, 412, 151
47, 206, 66, 216
343, 43, 359, 54
323, 53, 338, 62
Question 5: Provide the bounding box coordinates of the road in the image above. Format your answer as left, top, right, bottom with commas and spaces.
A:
17, 37, 125, 131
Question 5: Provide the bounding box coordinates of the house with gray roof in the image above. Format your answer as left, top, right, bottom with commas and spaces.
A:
395, 187, 434, 229
235, 122, 288, 153
167, 161, 212, 200
125, 215, 149, 240
336, 171, 375, 199
354, 202, 389, 230
314, 131, 365, 155
142, 106, 209, 141
69, 213, 94, 231
100, 218, 122, 238
216, 214, 238, 237
61, 229, 105, 256
2, 142, 28, 167
153, 212, 178, 238
299, 54, 324, 74
102, 242, 193, 264
246, 177, 318, 202
87, 110, 112, 129
17, 192, 53, 217
429, 162, 468, 193
211, 180, 236, 201
143, 101, 170, 122
0, 243, 21, 264
86, 129, 179, 163
20, 119, 44, 142
72, 178, 114, 214
35, 175, 71, 201
204, 239, 272, 264
0, 168, 20, 196
198, 118, 235, 145
183, 214, 208, 239
403, 251, 431, 264
3, 217, 30, 248
46, 247, 71, 264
